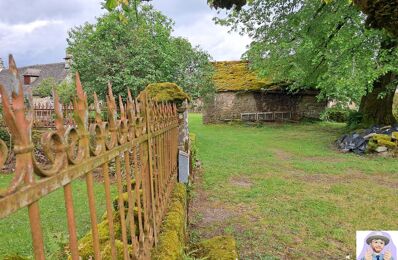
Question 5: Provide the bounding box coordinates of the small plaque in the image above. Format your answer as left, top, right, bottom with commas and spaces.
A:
178, 150, 190, 183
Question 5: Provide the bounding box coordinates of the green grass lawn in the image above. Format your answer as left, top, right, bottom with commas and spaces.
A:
188, 113, 398, 259
0, 174, 116, 259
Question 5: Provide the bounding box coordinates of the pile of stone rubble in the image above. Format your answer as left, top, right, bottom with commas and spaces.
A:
336, 125, 398, 155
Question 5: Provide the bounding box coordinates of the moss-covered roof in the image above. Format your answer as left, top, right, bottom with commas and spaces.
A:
212, 61, 275, 92
141, 82, 190, 102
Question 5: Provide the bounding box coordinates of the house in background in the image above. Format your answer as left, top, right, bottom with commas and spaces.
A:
203, 61, 327, 123
0, 56, 72, 103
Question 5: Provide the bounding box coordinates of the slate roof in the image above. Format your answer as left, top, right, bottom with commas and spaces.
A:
0, 62, 67, 94
24, 68, 41, 76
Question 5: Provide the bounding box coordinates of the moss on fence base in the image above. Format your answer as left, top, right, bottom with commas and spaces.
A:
193, 236, 238, 260
76, 212, 124, 259
151, 183, 187, 260
72, 182, 237, 260
101, 239, 133, 260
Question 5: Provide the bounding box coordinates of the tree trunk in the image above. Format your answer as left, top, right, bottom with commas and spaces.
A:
358, 71, 397, 126
353, 0, 398, 38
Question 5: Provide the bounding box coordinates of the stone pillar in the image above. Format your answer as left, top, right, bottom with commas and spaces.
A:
0, 58, 4, 72
177, 99, 190, 183
63, 52, 73, 84
177, 99, 189, 152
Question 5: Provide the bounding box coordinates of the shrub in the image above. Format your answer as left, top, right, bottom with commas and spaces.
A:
33, 78, 75, 104
33, 77, 57, 97
346, 111, 364, 129
320, 107, 351, 123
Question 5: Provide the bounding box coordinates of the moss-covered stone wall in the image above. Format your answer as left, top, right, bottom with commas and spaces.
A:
151, 183, 187, 260
72, 183, 187, 260
140, 82, 190, 103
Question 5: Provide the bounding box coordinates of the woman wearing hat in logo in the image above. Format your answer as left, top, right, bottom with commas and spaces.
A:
361, 231, 394, 260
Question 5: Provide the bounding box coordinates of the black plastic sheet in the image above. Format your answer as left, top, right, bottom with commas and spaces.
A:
336, 124, 398, 155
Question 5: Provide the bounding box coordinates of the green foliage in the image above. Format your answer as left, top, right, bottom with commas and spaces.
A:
67, 3, 214, 101
33, 77, 75, 104
320, 107, 352, 122
32, 77, 57, 97
105, 0, 121, 11
346, 111, 363, 129
56, 81, 75, 104
215, 0, 398, 106
0, 106, 10, 145
208, 0, 246, 10
207, 0, 398, 37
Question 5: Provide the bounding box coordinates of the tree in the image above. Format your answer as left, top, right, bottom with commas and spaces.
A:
352, 0, 398, 37
67, 3, 214, 100
208, 0, 398, 38
167, 37, 215, 100
33, 77, 75, 104
33, 77, 58, 97
213, 0, 398, 125
105, 0, 398, 37
56, 81, 76, 104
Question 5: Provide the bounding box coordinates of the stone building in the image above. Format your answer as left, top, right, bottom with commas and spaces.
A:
203, 61, 327, 124
0, 56, 72, 103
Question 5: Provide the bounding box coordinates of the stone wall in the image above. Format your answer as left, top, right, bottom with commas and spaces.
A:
203, 91, 326, 124
189, 98, 204, 113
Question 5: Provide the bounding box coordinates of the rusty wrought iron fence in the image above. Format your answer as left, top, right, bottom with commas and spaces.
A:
0, 55, 179, 259
31, 103, 74, 128
30, 103, 108, 128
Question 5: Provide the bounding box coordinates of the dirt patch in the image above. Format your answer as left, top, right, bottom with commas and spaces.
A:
371, 175, 398, 189
289, 170, 398, 189
189, 181, 233, 228
303, 156, 347, 163
188, 170, 258, 243
271, 148, 294, 160
200, 205, 235, 223
290, 171, 365, 185
229, 176, 253, 188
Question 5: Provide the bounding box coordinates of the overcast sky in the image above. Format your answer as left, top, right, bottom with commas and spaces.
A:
0, 0, 250, 67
